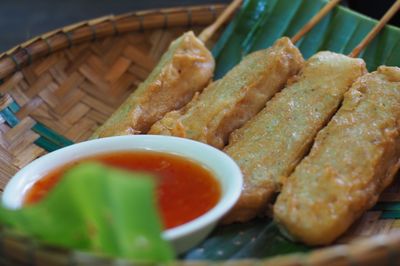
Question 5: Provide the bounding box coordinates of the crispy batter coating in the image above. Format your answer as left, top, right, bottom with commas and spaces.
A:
149, 37, 304, 149
274, 66, 400, 245
91, 31, 214, 138
222, 52, 367, 224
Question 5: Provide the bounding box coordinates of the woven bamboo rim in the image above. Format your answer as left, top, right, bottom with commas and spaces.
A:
0, 4, 400, 266
0, 5, 223, 81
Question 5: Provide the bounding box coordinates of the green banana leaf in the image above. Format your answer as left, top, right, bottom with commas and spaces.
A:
183, 0, 400, 260
182, 219, 309, 260
213, 0, 400, 79
212, 0, 269, 77
0, 163, 173, 263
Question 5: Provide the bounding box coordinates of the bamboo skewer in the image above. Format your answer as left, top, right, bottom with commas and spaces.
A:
291, 0, 342, 44
274, 0, 400, 247
198, 0, 243, 43
289, 0, 399, 57
222, 0, 398, 226
91, 0, 244, 138
349, 0, 400, 58
149, 1, 348, 147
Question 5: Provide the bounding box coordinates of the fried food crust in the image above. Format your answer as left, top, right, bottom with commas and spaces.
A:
274, 66, 400, 245
92, 31, 214, 138
223, 52, 367, 224
149, 37, 304, 149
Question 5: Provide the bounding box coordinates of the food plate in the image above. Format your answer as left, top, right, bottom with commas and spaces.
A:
0, 0, 400, 265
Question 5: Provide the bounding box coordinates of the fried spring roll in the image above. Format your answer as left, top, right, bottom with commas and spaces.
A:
149, 37, 304, 149
222, 52, 366, 223
91, 31, 214, 138
274, 66, 400, 245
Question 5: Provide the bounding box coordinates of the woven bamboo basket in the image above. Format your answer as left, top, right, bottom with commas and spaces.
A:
1, 4, 400, 266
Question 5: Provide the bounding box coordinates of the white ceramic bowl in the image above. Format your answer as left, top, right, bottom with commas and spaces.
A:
2, 135, 242, 254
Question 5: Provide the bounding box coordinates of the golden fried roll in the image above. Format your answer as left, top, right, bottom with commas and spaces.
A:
274, 66, 400, 246
149, 37, 303, 149
222, 52, 366, 224
91, 31, 214, 138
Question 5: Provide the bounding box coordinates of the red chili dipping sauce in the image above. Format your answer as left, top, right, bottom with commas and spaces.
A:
24, 151, 221, 230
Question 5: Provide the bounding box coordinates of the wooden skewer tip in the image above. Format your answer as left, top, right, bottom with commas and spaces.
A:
198, 0, 243, 43
291, 0, 342, 44
349, 0, 400, 58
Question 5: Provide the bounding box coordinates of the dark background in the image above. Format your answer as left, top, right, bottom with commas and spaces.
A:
0, 0, 398, 53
